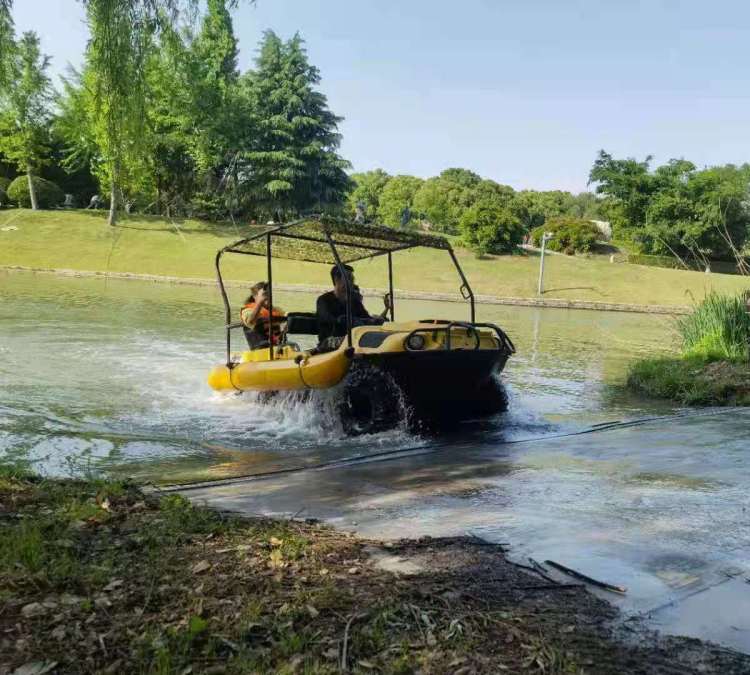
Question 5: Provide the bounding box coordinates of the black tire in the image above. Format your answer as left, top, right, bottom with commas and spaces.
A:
339, 361, 405, 436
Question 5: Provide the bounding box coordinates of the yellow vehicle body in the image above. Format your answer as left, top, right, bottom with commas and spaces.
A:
207, 320, 501, 393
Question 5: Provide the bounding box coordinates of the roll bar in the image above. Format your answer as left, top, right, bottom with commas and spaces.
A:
214, 220, 477, 366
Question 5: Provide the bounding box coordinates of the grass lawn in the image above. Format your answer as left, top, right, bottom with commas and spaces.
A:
2, 208, 750, 307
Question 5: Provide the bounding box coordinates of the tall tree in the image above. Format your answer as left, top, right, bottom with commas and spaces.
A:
588, 150, 656, 238
413, 169, 481, 233
377, 174, 423, 227
186, 0, 243, 171
347, 169, 391, 220
77, 1, 247, 224
0, 31, 53, 210
0, 0, 13, 89
241, 31, 351, 218
645, 164, 750, 262
55, 67, 100, 188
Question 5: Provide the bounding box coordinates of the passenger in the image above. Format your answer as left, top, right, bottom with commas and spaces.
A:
316, 264, 390, 346
240, 282, 285, 349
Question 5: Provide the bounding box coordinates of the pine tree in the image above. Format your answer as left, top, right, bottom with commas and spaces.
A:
241, 31, 351, 219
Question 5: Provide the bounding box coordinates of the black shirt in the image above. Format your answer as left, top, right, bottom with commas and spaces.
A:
316, 290, 375, 342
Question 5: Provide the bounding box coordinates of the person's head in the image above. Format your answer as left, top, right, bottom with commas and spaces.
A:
245, 281, 268, 305
330, 264, 354, 295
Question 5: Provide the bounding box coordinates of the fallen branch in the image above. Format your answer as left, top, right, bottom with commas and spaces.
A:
517, 584, 583, 591
528, 558, 558, 585
467, 531, 510, 548
544, 560, 627, 594
340, 612, 367, 672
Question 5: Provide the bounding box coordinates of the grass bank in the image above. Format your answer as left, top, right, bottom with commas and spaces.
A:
627, 293, 750, 406
2, 209, 750, 308
3, 468, 748, 674
627, 356, 750, 406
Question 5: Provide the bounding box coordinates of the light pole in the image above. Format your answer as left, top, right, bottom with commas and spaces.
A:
537, 232, 554, 296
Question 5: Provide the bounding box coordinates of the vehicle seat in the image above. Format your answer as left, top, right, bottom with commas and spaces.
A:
285, 312, 319, 335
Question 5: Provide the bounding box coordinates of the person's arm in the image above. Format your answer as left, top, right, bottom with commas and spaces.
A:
351, 295, 386, 325
377, 293, 391, 320
240, 289, 267, 328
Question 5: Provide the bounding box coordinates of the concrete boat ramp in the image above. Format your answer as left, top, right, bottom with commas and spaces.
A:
170, 409, 750, 654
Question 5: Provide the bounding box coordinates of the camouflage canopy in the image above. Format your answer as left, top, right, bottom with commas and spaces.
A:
221, 215, 452, 264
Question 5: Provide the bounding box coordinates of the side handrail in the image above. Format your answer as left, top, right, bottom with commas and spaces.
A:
472, 322, 516, 354
444, 321, 480, 350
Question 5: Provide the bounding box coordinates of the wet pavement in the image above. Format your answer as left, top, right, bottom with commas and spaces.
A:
177, 409, 750, 654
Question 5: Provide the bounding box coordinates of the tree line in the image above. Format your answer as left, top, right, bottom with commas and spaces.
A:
590, 151, 750, 268
0, 0, 349, 225
1, 1, 748, 266
346, 168, 604, 256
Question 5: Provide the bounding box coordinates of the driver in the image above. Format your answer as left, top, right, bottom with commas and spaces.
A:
316, 264, 390, 345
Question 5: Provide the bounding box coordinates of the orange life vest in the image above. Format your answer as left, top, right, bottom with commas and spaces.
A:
240, 302, 285, 343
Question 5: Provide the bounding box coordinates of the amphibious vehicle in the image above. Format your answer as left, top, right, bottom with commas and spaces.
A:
207, 216, 515, 434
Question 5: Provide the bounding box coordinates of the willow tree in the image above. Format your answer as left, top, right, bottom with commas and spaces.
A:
79, 1, 248, 225
0, 1, 13, 85
79, 1, 156, 224
0, 32, 53, 210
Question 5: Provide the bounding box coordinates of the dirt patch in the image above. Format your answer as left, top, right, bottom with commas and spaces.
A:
1, 473, 748, 674
701, 361, 750, 394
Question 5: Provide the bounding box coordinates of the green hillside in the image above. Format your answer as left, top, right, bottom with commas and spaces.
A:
2, 209, 749, 307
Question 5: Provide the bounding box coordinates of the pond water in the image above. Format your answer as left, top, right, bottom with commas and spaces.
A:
4, 270, 749, 651
1, 270, 676, 481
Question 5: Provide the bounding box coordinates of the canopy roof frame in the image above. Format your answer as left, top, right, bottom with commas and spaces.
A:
215, 215, 475, 365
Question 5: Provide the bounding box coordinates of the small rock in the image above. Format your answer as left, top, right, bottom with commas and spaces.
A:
192, 560, 211, 574
21, 603, 46, 618
94, 596, 112, 609
347, 567, 359, 575
103, 579, 124, 592
60, 594, 85, 606
11, 661, 58, 675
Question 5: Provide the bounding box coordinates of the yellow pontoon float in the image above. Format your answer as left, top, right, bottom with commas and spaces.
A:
208, 216, 515, 434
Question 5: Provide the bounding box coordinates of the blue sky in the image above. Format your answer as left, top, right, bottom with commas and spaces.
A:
11, 0, 750, 192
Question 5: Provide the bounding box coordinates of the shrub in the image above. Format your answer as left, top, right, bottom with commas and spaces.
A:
626, 253, 685, 270
459, 198, 524, 257
0, 176, 10, 192
531, 217, 600, 254
0, 187, 7, 207
7, 175, 64, 209
677, 292, 750, 361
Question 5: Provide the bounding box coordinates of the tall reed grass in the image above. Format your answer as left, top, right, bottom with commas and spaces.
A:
677, 292, 750, 361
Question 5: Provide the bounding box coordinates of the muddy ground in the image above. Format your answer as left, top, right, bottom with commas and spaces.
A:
0, 471, 748, 674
